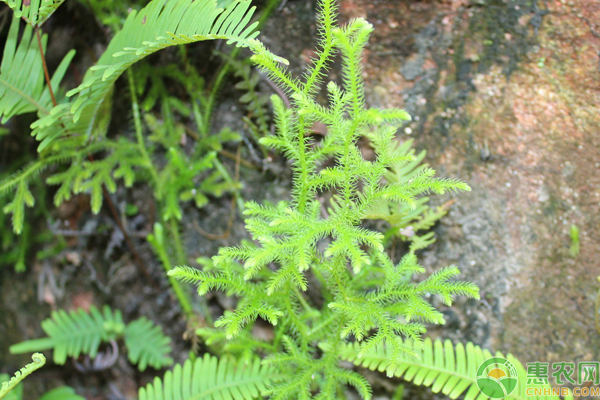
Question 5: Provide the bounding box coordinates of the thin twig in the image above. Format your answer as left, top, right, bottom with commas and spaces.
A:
219, 149, 258, 170
35, 27, 57, 107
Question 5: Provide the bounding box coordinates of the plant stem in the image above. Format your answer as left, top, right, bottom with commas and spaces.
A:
213, 157, 245, 213
127, 69, 160, 185
0, 353, 45, 399
127, 68, 193, 316
35, 27, 57, 107
307, 314, 337, 338
151, 231, 193, 317
293, 287, 313, 314
296, 117, 309, 213
168, 217, 187, 266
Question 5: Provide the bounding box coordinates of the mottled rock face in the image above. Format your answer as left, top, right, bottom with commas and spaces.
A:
334, 0, 600, 381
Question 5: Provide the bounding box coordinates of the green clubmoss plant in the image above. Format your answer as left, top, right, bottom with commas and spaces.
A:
170, 1, 479, 398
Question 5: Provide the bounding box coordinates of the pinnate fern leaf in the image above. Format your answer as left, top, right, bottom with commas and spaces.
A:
32, 0, 259, 151
339, 337, 574, 400
138, 354, 276, 400
9, 306, 125, 364
124, 317, 173, 371
2, 0, 66, 27
0, 16, 74, 122
9, 306, 174, 371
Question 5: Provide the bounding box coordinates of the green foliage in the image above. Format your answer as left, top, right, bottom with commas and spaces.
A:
9, 306, 172, 371
33, 0, 259, 152
170, 1, 478, 398
224, 51, 272, 144
0, 0, 260, 234
124, 317, 174, 371
569, 224, 580, 257
364, 139, 451, 253
1, 1, 488, 399
0, 204, 28, 271
1, 383, 86, 400
0, 353, 45, 400
78, 0, 151, 29
339, 337, 574, 400
37, 387, 85, 400
0, 373, 83, 400
138, 353, 277, 400
1, 0, 65, 27
0, 16, 74, 124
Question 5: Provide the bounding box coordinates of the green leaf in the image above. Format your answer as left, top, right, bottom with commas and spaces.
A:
0, 16, 75, 122
1, 0, 66, 27
138, 354, 276, 400
32, 0, 259, 150
124, 317, 173, 371
339, 338, 572, 400
9, 306, 125, 364
38, 387, 85, 400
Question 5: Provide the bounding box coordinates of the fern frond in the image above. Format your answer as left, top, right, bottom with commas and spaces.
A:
138, 354, 276, 400
0, 16, 75, 122
32, 0, 259, 150
339, 338, 572, 400
223, 51, 271, 141
9, 306, 125, 364
0, 353, 45, 400
2, 0, 66, 27
124, 317, 173, 371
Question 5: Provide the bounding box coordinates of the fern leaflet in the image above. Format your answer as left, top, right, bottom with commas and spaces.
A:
0, 16, 74, 122
32, 0, 260, 151
37, 387, 85, 400
138, 354, 277, 400
9, 306, 125, 364
124, 317, 173, 372
9, 306, 173, 371
1, 0, 66, 27
339, 337, 575, 400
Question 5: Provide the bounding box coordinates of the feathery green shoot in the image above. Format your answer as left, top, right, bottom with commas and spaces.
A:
171, 1, 478, 398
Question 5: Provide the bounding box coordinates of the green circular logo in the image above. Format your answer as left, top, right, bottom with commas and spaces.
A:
476, 357, 519, 398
